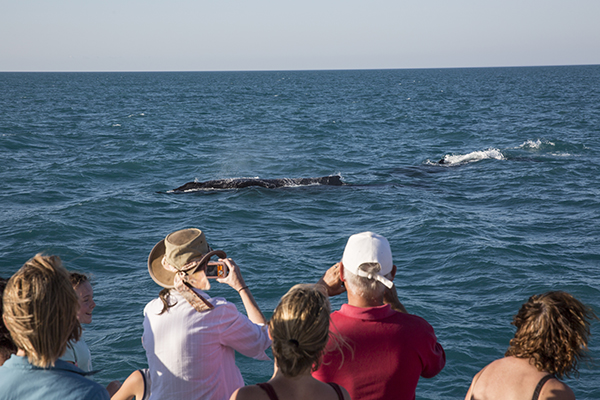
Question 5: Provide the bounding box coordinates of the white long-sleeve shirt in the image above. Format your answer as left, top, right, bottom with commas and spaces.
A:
143, 289, 271, 400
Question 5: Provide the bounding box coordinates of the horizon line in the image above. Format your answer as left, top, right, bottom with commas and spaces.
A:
1, 63, 599, 74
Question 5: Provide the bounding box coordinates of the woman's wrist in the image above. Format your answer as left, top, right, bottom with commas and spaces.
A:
237, 285, 249, 293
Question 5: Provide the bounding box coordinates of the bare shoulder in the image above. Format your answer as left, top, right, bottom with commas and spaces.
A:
124, 369, 143, 385
463, 358, 515, 400
110, 370, 143, 400
229, 385, 269, 400
540, 378, 575, 400
464, 366, 486, 400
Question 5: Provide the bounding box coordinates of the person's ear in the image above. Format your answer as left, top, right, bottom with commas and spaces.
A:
339, 262, 345, 282
391, 265, 397, 279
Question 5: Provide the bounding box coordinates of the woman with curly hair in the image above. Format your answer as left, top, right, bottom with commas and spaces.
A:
465, 291, 596, 400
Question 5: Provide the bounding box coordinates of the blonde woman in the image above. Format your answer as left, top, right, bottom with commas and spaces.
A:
0, 254, 109, 400
230, 284, 351, 400
465, 291, 596, 400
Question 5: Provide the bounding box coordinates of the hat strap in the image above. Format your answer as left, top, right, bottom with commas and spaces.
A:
355, 269, 394, 289
162, 257, 214, 312
196, 250, 227, 269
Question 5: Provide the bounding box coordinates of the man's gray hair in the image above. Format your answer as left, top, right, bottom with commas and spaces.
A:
344, 262, 385, 298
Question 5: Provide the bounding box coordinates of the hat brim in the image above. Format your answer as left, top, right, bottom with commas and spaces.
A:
148, 239, 176, 289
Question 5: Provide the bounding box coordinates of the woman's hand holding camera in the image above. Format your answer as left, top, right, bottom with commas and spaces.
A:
216, 258, 247, 292
217, 258, 266, 325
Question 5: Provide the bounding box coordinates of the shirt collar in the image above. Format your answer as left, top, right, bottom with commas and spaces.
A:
339, 303, 396, 320
3, 355, 89, 376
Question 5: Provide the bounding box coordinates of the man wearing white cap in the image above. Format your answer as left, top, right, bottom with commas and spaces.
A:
313, 231, 446, 400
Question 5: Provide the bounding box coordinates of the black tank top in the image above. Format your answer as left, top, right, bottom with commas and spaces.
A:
257, 382, 344, 400
531, 374, 555, 400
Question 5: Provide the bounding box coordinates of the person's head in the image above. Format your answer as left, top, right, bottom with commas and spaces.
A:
69, 272, 96, 325
149, 228, 226, 290
148, 228, 226, 313
505, 291, 596, 379
3, 254, 81, 368
341, 232, 396, 299
0, 277, 18, 365
269, 284, 331, 377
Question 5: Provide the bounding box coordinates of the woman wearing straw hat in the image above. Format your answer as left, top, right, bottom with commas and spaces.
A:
143, 228, 271, 400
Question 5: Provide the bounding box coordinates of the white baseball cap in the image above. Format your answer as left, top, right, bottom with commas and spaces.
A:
341, 231, 394, 289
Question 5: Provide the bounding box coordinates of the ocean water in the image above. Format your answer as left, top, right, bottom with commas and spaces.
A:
1, 66, 599, 399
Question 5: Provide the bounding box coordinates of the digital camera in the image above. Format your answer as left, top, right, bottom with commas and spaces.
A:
206, 261, 229, 278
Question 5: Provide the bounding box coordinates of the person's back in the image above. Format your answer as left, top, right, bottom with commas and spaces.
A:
312, 232, 445, 400
464, 291, 596, 400
143, 228, 271, 400
1, 356, 110, 400
316, 303, 444, 399
0, 254, 109, 400
143, 291, 267, 399
466, 357, 573, 400
233, 378, 346, 400
230, 284, 350, 400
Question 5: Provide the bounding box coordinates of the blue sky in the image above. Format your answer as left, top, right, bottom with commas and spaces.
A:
1, 0, 599, 72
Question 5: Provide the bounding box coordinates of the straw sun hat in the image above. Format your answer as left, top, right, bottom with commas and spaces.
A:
148, 228, 226, 289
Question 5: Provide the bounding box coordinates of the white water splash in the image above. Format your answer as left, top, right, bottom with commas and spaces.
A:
438, 148, 505, 165
517, 139, 555, 149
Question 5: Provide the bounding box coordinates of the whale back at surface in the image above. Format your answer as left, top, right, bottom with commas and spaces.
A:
170, 175, 344, 192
